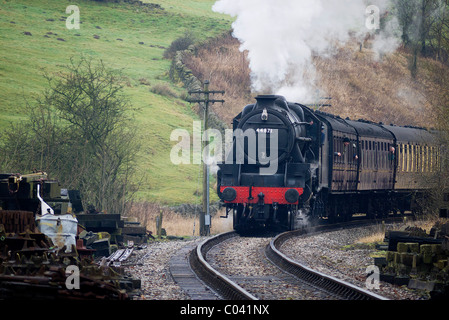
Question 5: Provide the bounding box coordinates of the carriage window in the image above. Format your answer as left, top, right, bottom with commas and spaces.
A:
405, 145, 409, 172
429, 147, 433, 172
415, 145, 419, 172
418, 145, 421, 172
417, 145, 420, 172
363, 141, 367, 168
416, 145, 419, 172
419, 145, 422, 172
403, 144, 406, 172
413, 146, 418, 172
437, 147, 440, 171
415, 145, 418, 172
334, 137, 343, 164
378, 142, 382, 169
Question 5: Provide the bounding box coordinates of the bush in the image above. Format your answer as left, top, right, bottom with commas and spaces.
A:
150, 83, 178, 98
163, 32, 195, 59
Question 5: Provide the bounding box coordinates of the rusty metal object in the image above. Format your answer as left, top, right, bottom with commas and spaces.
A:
103, 246, 134, 267
0, 173, 142, 299
0, 242, 133, 299
0, 210, 35, 234
0, 210, 138, 299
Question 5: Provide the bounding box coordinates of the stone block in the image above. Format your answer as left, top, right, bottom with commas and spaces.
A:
412, 254, 421, 268
431, 244, 442, 254
434, 260, 447, 270
423, 252, 434, 264
374, 257, 387, 268
386, 251, 395, 262
394, 276, 410, 286
400, 253, 414, 267
408, 279, 437, 291
407, 243, 420, 254
380, 273, 395, 284
397, 242, 408, 253
420, 244, 432, 254
394, 252, 400, 264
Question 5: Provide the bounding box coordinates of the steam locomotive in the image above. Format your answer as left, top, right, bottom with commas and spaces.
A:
217, 95, 439, 232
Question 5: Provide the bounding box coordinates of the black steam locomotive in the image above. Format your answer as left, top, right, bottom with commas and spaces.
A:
217, 95, 439, 232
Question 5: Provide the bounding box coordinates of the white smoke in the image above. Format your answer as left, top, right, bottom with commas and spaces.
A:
212, 0, 400, 102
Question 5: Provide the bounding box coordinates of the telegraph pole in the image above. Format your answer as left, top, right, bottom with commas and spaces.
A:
188, 80, 225, 236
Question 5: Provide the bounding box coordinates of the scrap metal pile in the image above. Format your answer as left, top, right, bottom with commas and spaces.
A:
0, 173, 142, 300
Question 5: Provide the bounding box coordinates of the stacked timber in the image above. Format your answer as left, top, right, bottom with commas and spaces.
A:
76, 213, 148, 257
375, 223, 449, 299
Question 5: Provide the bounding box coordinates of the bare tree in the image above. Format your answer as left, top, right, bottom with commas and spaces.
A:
394, 0, 449, 75
0, 57, 140, 215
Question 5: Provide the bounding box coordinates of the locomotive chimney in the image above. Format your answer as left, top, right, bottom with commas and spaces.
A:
255, 95, 286, 110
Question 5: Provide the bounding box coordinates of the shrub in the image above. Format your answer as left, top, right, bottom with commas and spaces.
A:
150, 83, 178, 98
163, 32, 195, 59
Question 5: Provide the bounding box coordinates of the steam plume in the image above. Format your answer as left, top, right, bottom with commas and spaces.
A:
212, 0, 400, 102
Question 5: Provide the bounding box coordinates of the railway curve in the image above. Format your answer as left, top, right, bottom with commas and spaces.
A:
187, 218, 398, 300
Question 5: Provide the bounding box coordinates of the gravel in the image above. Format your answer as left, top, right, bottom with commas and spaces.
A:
124, 238, 202, 300
280, 226, 430, 300
206, 236, 341, 300
123, 225, 431, 300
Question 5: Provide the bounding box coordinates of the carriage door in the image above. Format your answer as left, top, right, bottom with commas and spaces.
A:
374, 141, 379, 188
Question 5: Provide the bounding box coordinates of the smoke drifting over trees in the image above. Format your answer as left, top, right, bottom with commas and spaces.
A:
212, 0, 449, 101
212, 0, 398, 101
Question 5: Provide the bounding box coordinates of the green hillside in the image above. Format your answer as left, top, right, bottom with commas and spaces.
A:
0, 0, 232, 204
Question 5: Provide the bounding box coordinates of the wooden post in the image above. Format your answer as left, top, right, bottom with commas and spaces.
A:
202, 80, 210, 237
157, 210, 163, 238
188, 80, 225, 236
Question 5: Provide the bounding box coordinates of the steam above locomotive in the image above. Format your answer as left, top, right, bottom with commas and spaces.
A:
217, 95, 439, 232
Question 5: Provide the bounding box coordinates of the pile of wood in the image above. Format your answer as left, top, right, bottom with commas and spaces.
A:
76, 213, 149, 257
375, 222, 449, 299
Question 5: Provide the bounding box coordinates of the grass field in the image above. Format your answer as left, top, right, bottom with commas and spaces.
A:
0, 0, 233, 205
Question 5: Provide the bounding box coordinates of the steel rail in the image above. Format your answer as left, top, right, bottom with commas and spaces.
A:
189, 231, 258, 300
266, 222, 390, 300
190, 217, 402, 300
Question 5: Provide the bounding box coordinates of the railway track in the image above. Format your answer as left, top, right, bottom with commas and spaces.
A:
187, 218, 398, 300
189, 232, 257, 300
266, 227, 388, 300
